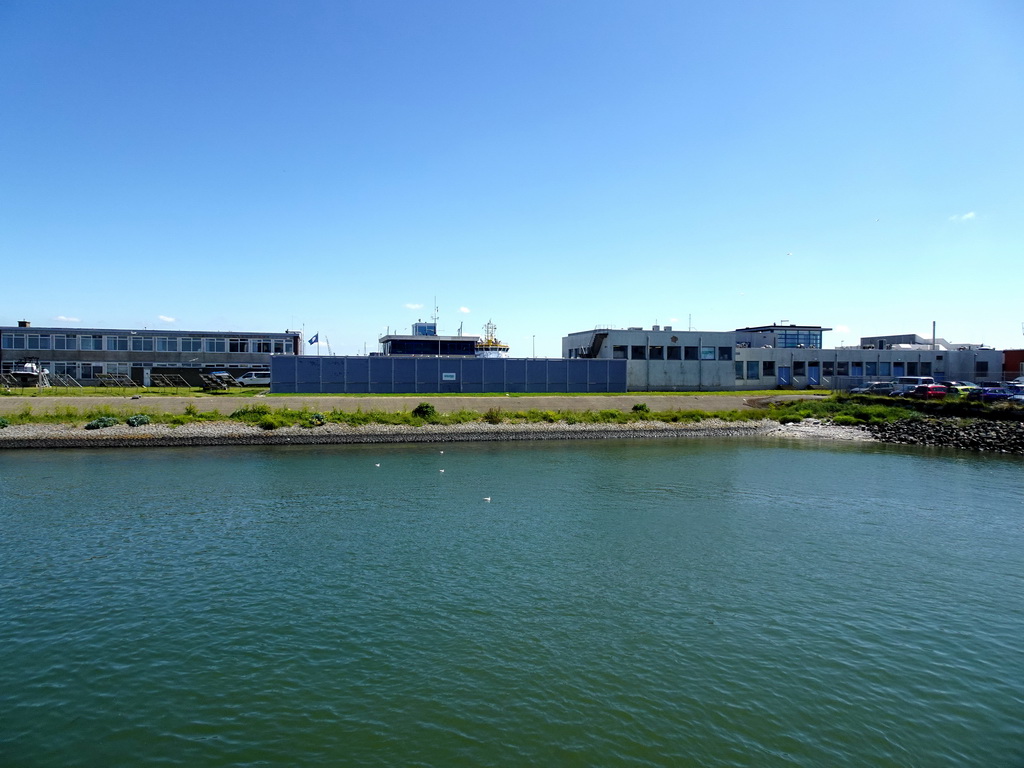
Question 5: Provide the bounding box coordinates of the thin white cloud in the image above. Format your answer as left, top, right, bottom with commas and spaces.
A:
55, 315, 80, 323
949, 211, 976, 222
405, 303, 423, 309
459, 306, 471, 314
158, 315, 175, 323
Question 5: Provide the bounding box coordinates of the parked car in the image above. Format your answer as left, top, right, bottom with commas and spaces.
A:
850, 381, 895, 395
1009, 392, 1024, 405
895, 376, 936, 388
237, 370, 272, 386
967, 387, 1012, 403
938, 381, 982, 397
888, 384, 917, 397
907, 384, 948, 399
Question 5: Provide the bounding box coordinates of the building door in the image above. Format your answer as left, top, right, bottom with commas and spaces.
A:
778, 366, 791, 386
808, 364, 820, 386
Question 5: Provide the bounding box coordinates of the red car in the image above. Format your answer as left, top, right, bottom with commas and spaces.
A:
908, 384, 948, 399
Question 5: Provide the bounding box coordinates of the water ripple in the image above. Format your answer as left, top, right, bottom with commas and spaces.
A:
2, 441, 1022, 767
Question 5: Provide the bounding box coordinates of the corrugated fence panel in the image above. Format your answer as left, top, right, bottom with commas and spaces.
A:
393, 358, 417, 394
482, 359, 506, 392
369, 356, 394, 394
526, 360, 549, 392
567, 360, 589, 391
296, 358, 321, 393
504, 359, 528, 392
321, 358, 348, 394
345, 358, 370, 393
461, 358, 484, 393
416, 358, 440, 393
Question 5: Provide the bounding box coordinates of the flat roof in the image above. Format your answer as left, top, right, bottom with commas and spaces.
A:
379, 334, 481, 342
1, 324, 297, 336
735, 324, 832, 332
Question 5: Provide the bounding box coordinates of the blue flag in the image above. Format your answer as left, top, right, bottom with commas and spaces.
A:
308, 333, 319, 345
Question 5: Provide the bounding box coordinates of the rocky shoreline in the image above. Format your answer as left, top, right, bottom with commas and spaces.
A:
3, 417, 1022, 453
0, 418, 871, 450
864, 418, 1024, 454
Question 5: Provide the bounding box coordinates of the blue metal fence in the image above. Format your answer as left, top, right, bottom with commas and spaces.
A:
271, 356, 627, 394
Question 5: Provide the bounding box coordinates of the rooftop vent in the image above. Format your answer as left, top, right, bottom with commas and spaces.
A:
18, 320, 30, 328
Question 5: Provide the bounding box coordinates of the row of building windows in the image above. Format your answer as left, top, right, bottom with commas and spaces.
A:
730, 360, 991, 379
2, 333, 292, 354
604, 345, 734, 361
772, 330, 823, 348
2, 360, 264, 378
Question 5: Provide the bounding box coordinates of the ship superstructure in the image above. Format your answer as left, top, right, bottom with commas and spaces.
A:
475, 321, 510, 358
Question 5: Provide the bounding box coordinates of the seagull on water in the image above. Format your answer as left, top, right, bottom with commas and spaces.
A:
483, 497, 491, 502
439, 469, 445, 473
375, 463, 380, 467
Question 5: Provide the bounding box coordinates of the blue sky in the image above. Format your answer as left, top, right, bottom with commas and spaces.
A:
2, 0, 1022, 356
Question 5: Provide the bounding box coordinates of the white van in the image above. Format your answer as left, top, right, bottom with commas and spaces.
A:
237, 371, 271, 386
896, 376, 935, 387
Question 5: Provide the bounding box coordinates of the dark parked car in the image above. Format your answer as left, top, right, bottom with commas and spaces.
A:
850, 381, 895, 395
888, 385, 917, 397
967, 387, 1012, 403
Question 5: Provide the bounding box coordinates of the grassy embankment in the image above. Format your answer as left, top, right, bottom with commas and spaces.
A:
0, 393, 1019, 431
2, 386, 805, 399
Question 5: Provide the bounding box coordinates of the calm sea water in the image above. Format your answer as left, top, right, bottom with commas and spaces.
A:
1, 438, 1022, 767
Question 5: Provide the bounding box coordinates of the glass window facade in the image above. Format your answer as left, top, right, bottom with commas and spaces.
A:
774, 329, 823, 348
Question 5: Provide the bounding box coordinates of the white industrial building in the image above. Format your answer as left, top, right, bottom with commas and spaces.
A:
563, 323, 1002, 391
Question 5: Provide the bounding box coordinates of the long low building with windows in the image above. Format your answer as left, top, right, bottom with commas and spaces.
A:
1, 320, 301, 383
564, 323, 1004, 391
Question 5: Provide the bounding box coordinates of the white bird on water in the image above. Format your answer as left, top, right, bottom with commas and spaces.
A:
439, 469, 445, 473
375, 463, 380, 467
483, 497, 491, 502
